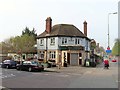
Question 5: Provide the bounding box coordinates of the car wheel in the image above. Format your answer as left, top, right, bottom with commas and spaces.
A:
41, 68, 44, 71
39, 69, 41, 72
6, 65, 9, 69
16, 67, 20, 70
28, 67, 32, 72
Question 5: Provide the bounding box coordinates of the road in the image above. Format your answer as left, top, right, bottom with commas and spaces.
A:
68, 62, 118, 88
1, 60, 118, 89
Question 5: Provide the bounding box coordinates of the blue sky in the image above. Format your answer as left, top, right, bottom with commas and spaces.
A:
0, 0, 118, 49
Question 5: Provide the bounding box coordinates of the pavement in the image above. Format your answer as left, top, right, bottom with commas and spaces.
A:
68, 62, 118, 88
44, 64, 98, 74
44, 62, 118, 88
44, 61, 117, 74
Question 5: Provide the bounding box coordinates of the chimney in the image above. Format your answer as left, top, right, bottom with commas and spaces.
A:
46, 17, 52, 33
83, 21, 87, 36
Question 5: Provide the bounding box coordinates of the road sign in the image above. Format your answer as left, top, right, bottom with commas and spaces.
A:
107, 47, 110, 50
106, 50, 112, 53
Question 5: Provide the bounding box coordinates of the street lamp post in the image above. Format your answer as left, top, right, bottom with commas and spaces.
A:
107, 12, 117, 61
107, 12, 117, 49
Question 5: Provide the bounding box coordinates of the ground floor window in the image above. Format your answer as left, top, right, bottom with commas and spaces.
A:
49, 51, 56, 60
27, 54, 34, 59
39, 51, 44, 59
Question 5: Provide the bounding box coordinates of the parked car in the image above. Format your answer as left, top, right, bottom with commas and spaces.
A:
0, 62, 2, 67
16, 60, 44, 72
112, 59, 117, 62
48, 60, 56, 67
1, 60, 17, 69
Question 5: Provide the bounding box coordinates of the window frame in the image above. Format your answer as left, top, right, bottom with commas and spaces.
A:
40, 39, 44, 46
49, 51, 56, 59
39, 51, 44, 59
50, 38, 55, 45
62, 38, 67, 44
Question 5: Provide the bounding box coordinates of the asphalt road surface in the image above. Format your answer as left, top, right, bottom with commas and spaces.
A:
1, 60, 118, 89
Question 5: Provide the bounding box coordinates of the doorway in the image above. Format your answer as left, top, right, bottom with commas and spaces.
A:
67, 53, 70, 65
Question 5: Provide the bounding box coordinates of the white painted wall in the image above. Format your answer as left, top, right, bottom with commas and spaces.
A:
37, 38, 46, 50
37, 36, 90, 51
84, 39, 90, 51
37, 37, 59, 50
48, 37, 59, 50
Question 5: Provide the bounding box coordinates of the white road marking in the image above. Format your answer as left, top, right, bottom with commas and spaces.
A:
1, 73, 15, 78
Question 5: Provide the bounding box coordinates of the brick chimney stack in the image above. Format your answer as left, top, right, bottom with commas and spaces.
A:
83, 21, 87, 36
46, 17, 52, 33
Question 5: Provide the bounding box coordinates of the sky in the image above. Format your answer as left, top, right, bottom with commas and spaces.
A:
0, 0, 118, 50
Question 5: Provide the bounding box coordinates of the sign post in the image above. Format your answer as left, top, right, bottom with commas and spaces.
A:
106, 50, 112, 53
106, 47, 112, 61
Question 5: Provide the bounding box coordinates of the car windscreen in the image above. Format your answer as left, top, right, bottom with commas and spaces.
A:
3, 60, 16, 64
31, 61, 41, 66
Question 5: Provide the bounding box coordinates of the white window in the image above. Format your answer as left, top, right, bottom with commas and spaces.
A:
39, 51, 44, 59
62, 38, 67, 44
40, 39, 44, 46
78, 39, 80, 44
49, 51, 56, 59
62, 38, 64, 44
75, 38, 80, 45
75, 39, 77, 44
50, 38, 55, 45
65, 38, 67, 43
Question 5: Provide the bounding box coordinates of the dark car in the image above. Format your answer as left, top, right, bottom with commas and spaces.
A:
16, 60, 44, 72
1, 60, 17, 69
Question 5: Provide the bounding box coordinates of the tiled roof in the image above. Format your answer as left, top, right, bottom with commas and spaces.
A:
37, 24, 90, 40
